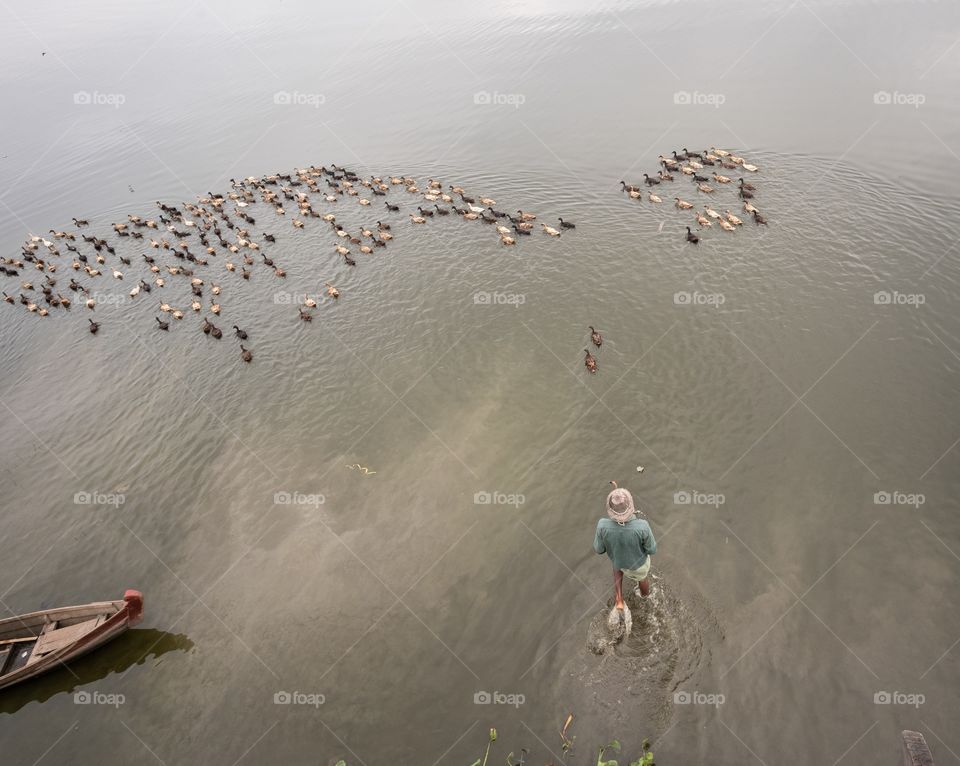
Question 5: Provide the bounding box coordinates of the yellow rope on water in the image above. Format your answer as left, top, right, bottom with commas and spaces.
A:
346, 463, 376, 475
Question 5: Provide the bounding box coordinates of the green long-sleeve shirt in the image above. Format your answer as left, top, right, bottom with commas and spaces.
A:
593, 517, 657, 571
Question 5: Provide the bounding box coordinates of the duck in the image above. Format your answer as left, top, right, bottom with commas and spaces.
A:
202, 318, 212, 334
209, 323, 223, 338
718, 219, 736, 231
627, 189, 642, 199
1, 292, 13, 304
57, 293, 71, 308
648, 192, 662, 203
263, 233, 276, 242
541, 224, 561, 237
742, 163, 759, 172
376, 221, 391, 231
385, 202, 400, 212
620, 181, 640, 193
517, 210, 537, 221
704, 206, 721, 219
643, 173, 660, 186
711, 147, 731, 157
85, 297, 96, 309
155, 316, 169, 331
686, 227, 700, 244
739, 187, 754, 199
713, 174, 732, 184
343, 253, 357, 266
298, 308, 313, 322
742, 201, 759, 214
695, 212, 712, 227
240, 345, 253, 363
325, 282, 340, 299
88, 319, 100, 334
409, 214, 426, 224
590, 326, 602, 347
584, 349, 598, 373
335, 244, 350, 255
500, 235, 516, 246
292, 219, 304, 228
479, 197, 496, 206
725, 211, 743, 226
303, 296, 318, 309
191, 300, 202, 312
209, 301, 221, 315
738, 178, 756, 191
697, 183, 715, 194
72, 217, 89, 227
675, 198, 694, 210
558, 218, 576, 229
417, 207, 435, 217
752, 211, 768, 225
129, 284, 140, 298
210, 283, 221, 296
659, 170, 674, 182
233, 325, 248, 339
172, 310, 184, 320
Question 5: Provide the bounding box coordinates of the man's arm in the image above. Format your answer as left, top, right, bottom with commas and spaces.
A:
593, 521, 606, 554
642, 523, 657, 556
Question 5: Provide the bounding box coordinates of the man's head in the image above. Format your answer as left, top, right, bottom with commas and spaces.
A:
606, 487, 636, 524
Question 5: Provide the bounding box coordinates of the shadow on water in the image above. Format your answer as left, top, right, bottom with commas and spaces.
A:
0, 629, 193, 715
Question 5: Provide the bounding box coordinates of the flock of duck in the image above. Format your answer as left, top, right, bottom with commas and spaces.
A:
619, 146, 766, 244
2, 165, 572, 364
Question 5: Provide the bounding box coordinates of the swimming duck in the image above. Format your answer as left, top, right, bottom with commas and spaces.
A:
240, 345, 252, 363
697, 183, 715, 194
686, 227, 700, 244
210, 283, 221, 296
325, 282, 340, 299
299, 308, 313, 322
695, 212, 712, 227
156, 316, 169, 331
659, 170, 674, 182
584, 349, 598, 373
742, 163, 759, 172
293, 219, 304, 228
517, 210, 537, 221
343, 253, 356, 266
1, 292, 12, 304
648, 192, 662, 203
410, 215, 426, 224
209, 323, 222, 338
385, 202, 400, 212
643, 173, 660, 186
172, 310, 184, 320
233, 325, 248, 339
558, 218, 576, 229
738, 178, 756, 191
417, 207, 435, 217
718, 219, 736, 231
752, 211, 768, 225
129, 284, 140, 298
72, 217, 89, 227
434, 205, 450, 215
675, 198, 694, 210
725, 211, 743, 226
88, 319, 100, 334
704, 207, 721, 219
620, 181, 640, 193
739, 188, 754, 199
713, 174, 732, 184
541, 224, 561, 237
202, 318, 212, 334
191, 300, 202, 312
590, 326, 602, 347
742, 201, 759, 214
209, 301, 221, 315
500, 235, 516, 246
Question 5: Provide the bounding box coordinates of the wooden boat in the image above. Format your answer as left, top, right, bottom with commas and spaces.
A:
0, 590, 143, 690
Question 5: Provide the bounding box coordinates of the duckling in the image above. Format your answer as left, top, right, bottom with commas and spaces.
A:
584, 349, 598, 373
648, 192, 662, 203
155, 316, 169, 331
590, 326, 602, 347
643, 173, 660, 186
738, 178, 756, 191
558, 217, 576, 229
724, 211, 743, 226
675, 198, 694, 210
686, 227, 700, 244
325, 282, 340, 299
541, 224, 561, 237
695, 212, 712, 227
240, 345, 253, 363
752, 211, 768, 225
298, 308, 313, 322
713, 173, 732, 184
88, 319, 100, 334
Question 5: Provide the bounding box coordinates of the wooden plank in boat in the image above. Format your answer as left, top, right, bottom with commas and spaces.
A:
32, 616, 105, 657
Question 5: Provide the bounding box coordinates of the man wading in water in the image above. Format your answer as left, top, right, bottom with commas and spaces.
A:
594, 482, 657, 611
